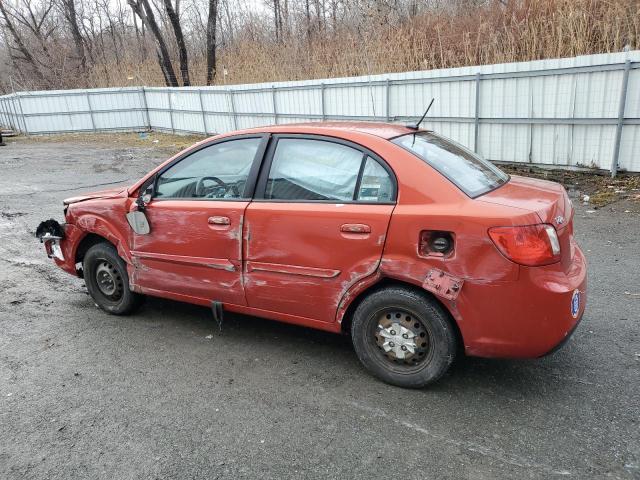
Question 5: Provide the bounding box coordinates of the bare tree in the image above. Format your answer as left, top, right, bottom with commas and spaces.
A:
163, 0, 189, 85
128, 0, 178, 86
0, 0, 47, 86
266, 0, 282, 41
131, 1, 148, 62
205, 0, 217, 85
60, 0, 87, 75
1, 0, 638, 93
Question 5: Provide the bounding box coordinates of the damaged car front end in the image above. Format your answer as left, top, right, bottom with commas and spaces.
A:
35, 218, 65, 261
36, 187, 129, 277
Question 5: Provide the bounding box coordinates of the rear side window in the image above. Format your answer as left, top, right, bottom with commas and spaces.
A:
265, 138, 393, 202
357, 156, 393, 202
392, 132, 508, 198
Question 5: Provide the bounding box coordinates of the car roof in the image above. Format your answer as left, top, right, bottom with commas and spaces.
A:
237, 121, 418, 140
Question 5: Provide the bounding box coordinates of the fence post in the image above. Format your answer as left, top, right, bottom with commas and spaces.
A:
9, 94, 20, 133
167, 89, 175, 134
198, 89, 207, 134
228, 89, 238, 130
140, 87, 151, 131
385, 79, 391, 121
611, 60, 631, 178
5, 97, 13, 130
271, 86, 278, 125
0, 98, 8, 129
86, 92, 96, 132
320, 83, 326, 121
0, 98, 7, 128
0, 99, 4, 144
16, 94, 29, 134
5, 98, 10, 129
474, 72, 481, 153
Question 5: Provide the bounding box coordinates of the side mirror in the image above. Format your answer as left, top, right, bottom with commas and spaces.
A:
128, 179, 154, 235
136, 180, 155, 212
126, 210, 150, 235
136, 192, 152, 212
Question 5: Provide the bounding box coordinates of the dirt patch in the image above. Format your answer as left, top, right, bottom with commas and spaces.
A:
502, 164, 640, 208
1, 212, 27, 219
13, 131, 207, 154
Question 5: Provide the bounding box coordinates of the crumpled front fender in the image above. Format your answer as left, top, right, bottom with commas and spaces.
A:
74, 213, 133, 264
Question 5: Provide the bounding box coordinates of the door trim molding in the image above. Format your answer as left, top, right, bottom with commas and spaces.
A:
131, 250, 236, 272
246, 261, 340, 278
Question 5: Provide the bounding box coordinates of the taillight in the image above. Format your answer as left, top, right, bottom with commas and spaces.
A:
488, 224, 561, 266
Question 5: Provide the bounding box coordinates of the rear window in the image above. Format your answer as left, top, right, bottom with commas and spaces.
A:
392, 132, 508, 198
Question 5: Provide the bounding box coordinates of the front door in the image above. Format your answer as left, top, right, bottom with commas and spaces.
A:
244, 135, 397, 323
131, 135, 267, 305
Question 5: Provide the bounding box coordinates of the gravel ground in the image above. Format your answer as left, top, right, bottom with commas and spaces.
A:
0, 136, 639, 480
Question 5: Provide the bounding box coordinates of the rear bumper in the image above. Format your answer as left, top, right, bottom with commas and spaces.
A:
455, 240, 587, 358
540, 309, 583, 357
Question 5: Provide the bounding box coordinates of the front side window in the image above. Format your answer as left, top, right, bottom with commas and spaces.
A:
155, 138, 261, 199
265, 138, 364, 202
392, 132, 508, 198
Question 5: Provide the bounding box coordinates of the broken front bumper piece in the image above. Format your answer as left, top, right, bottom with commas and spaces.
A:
36, 219, 66, 261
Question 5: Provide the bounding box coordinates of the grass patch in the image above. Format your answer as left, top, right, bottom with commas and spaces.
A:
16, 131, 207, 154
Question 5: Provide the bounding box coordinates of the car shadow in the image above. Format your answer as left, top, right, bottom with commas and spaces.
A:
138, 296, 587, 396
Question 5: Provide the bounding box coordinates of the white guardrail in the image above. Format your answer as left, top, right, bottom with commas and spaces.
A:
1, 51, 639, 175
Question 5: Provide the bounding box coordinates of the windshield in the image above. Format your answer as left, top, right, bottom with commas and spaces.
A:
392, 132, 509, 198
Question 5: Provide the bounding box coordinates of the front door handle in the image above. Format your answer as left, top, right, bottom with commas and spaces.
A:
340, 223, 371, 234
208, 216, 230, 226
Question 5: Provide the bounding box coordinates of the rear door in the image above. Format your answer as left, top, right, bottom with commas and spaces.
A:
243, 135, 396, 323
131, 135, 267, 305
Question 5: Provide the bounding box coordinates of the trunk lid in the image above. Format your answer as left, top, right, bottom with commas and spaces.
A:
479, 175, 570, 229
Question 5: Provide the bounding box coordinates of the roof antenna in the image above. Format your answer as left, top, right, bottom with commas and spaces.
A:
407, 98, 434, 130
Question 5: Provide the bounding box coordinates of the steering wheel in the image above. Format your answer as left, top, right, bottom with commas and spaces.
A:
195, 176, 239, 198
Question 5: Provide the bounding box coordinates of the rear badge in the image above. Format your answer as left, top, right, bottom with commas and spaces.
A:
571, 289, 581, 318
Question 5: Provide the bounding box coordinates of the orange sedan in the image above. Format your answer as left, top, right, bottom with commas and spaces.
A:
37, 122, 586, 387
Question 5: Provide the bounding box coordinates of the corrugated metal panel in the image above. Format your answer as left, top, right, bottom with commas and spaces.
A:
1, 51, 639, 172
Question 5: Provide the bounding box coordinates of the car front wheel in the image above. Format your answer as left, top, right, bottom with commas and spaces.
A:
351, 286, 457, 388
83, 242, 143, 315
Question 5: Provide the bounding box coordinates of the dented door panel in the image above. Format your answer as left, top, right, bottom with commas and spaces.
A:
244, 202, 394, 322
131, 200, 247, 305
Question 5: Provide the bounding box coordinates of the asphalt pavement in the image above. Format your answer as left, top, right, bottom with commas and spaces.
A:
0, 136, 638, 479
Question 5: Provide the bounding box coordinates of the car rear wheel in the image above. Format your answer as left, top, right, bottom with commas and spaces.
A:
351, 286, 457, 388
83, 242, 143, 315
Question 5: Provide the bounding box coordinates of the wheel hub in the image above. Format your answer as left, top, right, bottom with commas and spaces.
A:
95, 261, 122, 299
374, 310, 430, 364
378, 322, 416, 359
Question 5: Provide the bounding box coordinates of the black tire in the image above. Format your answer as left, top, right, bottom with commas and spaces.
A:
83, 242, 143, 315
351, 286, 457, 388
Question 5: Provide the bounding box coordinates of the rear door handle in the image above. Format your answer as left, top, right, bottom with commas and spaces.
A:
340, 223, 371, 234
208, 216, 230, 225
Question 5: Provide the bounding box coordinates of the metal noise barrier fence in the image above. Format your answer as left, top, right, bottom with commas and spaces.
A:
1, 51, 639, 175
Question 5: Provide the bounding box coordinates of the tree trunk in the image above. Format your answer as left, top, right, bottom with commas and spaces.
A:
62, 0, 87, 75
273, 0, 282, 42
205, 0, 218, 86
163, 0, 190, 86
305, 0, 311, 42
128, 0, 178, 87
